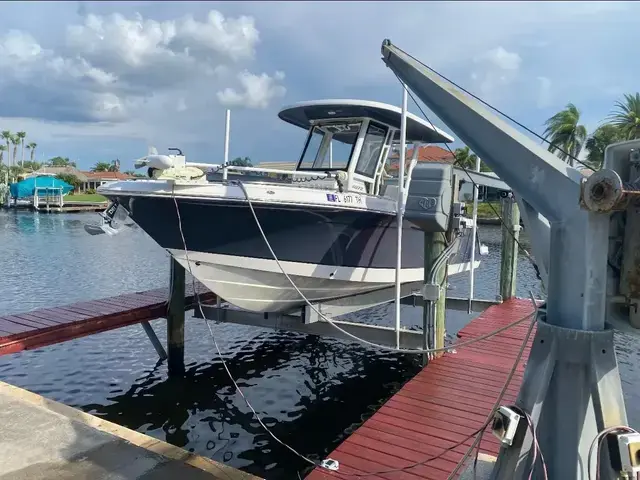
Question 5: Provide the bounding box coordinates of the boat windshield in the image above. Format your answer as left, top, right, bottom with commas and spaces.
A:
297, 122, 361, 171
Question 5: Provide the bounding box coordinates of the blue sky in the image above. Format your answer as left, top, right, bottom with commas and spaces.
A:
0, 1, 637, 171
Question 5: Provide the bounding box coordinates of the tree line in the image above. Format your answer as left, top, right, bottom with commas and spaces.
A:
1, 130, 37, 167
452, 92, 640, 171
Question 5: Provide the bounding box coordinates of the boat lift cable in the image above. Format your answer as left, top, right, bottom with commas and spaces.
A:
345, 293, 539, 478
234, 179, 537, 355
169, 187, 327, 472
171, 176, 542, 475
388, 49, 591, 171
389, 68, 545, 285
447, 293, 540, 480
168, 181, 542, 474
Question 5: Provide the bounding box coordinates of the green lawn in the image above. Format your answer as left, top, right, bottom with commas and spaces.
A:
65, 193, 108, 203
465, 201, 502, 219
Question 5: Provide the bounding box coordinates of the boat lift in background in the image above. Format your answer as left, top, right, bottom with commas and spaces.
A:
381, 38, 640, 480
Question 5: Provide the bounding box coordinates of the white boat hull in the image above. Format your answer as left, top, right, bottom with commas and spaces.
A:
170, 250, 477, 313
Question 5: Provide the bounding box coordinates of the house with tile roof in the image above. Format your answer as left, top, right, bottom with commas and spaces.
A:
34, 166, 135, 192
387, 145, 455, 174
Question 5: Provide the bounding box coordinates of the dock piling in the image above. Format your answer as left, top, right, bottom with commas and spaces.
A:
499, 195, 520, 301
167, 258, 186, 376
423, 231, 447, 363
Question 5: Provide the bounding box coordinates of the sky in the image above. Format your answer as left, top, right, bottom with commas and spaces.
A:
0, 1, 637, 172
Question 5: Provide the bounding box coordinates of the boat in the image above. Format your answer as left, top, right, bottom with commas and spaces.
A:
95, 99, 481, 314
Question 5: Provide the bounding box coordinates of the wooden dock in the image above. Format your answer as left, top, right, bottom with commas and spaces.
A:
306, 298, 536, 480
36, 202, 107, 213
0, 284, 215, 356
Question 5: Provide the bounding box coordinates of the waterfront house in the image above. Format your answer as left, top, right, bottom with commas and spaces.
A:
34, 167, 135, 192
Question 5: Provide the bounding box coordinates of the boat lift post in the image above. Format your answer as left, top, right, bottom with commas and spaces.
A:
468, 156, 481, 312
394, 85, 409, 349
381, 39, 637, 479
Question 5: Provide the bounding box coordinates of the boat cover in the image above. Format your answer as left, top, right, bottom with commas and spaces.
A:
9, 176, 73, 198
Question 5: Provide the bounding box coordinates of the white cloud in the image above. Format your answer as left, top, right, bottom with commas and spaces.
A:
217, 71, 286, 109
0, 10, 285, 128
536, 76, 552, 108
472, 46, 522, 99
0, 1, 638, 168
476, 46, 522, 71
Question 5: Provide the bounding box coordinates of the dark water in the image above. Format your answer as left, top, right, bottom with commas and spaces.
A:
0, 210, 637, 478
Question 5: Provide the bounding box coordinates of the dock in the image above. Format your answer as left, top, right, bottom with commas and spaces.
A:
305, 298, 535, 480
35, 201, 108, 213
0, 283, 215, 356
0, 380, 259, 479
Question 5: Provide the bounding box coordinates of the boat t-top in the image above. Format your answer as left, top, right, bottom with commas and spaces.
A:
95, 99, 479, 314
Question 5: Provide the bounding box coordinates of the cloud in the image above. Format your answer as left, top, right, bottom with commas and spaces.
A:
536, 76, 552, 108
476, 46, 522, 71
217, 71, 286, 109
0, 9, 285, 129
0, 1, 638, 169
471, 46, 522, 99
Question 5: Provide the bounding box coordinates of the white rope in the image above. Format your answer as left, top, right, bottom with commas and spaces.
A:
348, 293, 539, 478
168, 180, 542, 475
234, 179, 538, 355
170, 188, 324, 470
446, 292, 539, 479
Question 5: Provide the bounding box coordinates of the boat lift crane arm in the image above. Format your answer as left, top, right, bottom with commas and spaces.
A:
381, 39, 640, 479
381, 39, 609, 332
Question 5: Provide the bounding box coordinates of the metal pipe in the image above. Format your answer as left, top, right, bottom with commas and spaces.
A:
468, 155, 481, 313
329, 141, 333, 168
222, 109, 230, 181
395, 84, 408, 349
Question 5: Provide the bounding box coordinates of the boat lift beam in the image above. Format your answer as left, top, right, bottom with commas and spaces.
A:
381, 39, 634, 479
194, 295, 498, 350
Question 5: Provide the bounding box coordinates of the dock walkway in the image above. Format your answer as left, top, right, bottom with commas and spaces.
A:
0, 380, 258, 479
0, 284, 215, 356
306, 298, 536, 479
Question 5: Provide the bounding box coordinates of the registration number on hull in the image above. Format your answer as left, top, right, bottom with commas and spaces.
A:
326, 193, 363, 205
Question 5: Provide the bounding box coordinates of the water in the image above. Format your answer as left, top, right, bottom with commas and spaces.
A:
0, 210, 638, 478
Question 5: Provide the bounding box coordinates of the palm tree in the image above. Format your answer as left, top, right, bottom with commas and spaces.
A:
27, 142, 37, 162
0, 145, 5, 166
92, 162, 111, 172
542, 103, 587, 166
584, 124, 624, 170
16, 131, 26, 167
229, 156, 253, 167
453, 146, 492, 172
607, 93, 640, 141
453, 146, 478, 169
10, 135, 20, 167
108, 159, 120, 172
1, 131, 12, 167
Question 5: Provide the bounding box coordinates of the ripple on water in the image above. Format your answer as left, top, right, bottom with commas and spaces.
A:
0, 211, 638, 478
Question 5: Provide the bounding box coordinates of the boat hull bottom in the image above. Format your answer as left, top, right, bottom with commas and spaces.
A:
169, 251, 475, 314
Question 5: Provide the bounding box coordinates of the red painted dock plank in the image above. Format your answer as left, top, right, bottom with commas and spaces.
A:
0, 284, 216, 355
307, 298, 536, 479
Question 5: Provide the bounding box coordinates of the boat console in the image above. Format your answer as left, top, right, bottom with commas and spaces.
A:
278, 99, 454, 197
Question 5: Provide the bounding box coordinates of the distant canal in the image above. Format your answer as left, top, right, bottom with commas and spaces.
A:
0, 209, 637, 478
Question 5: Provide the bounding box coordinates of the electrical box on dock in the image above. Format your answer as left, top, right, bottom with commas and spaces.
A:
404, 163, 453, 232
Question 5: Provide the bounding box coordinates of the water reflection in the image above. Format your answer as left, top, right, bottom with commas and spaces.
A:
81, 329, 419, 478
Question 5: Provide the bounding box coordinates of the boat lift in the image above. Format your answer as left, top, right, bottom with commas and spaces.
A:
381, 39, 640, 479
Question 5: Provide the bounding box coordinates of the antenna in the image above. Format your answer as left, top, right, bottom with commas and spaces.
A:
223, 109, 231, 181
